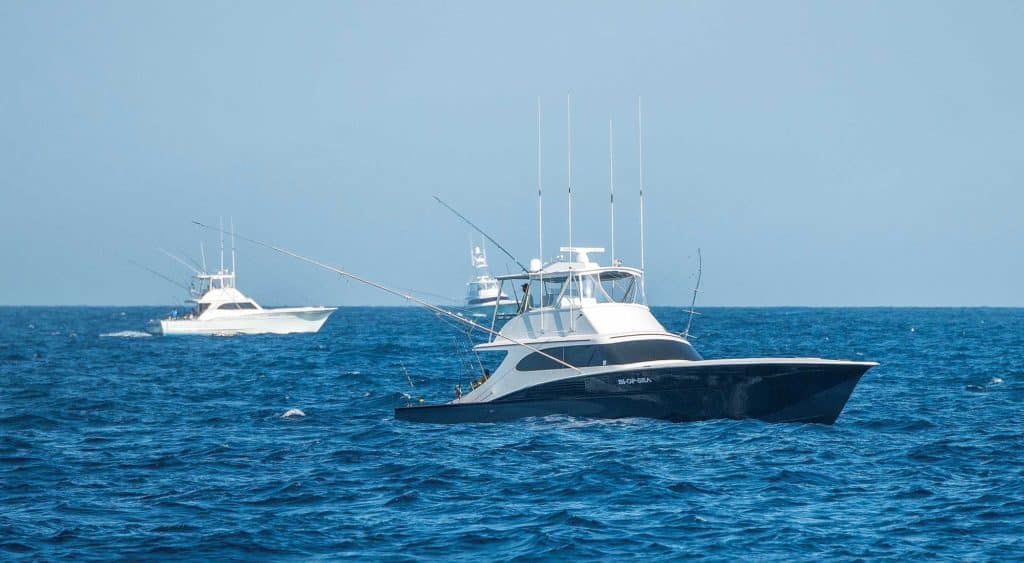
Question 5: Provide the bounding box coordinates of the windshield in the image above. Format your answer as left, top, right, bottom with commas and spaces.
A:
522, 270, 643, 310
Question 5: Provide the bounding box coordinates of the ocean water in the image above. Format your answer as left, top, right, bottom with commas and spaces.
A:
1, 306, 1022, 559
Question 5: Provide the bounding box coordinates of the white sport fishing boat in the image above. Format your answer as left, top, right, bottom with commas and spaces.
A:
152, 225, 335, 336
156, 270, 334, 336
463, 244, 517, 318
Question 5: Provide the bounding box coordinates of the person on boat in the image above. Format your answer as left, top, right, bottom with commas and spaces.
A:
518, 283, 531, 314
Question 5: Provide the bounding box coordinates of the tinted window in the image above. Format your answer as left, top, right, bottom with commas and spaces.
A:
516, 339, 702, 371
218, 302, 257, 310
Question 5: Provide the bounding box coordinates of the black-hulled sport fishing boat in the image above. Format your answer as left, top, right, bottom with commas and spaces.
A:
396, 247, 876, 424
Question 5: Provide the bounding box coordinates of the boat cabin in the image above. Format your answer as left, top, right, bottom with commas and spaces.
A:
180, 271, 263, 319
486, 247, 658, 340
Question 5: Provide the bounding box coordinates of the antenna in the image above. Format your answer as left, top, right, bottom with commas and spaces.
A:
219, 216, 225, 273
609, 119, 615, 265
638, 97, 645, 274
230, 217, 237, 281
567, 94, 576, 332
567, 93, 573, 257
537, 97, 545, 330
537, 97, 543, 268
200, 241, 208, 273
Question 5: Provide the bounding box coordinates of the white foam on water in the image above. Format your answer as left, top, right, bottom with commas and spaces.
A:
100, 330, 153, 338
990, 377, 1004, 385
282, 408, 306, 418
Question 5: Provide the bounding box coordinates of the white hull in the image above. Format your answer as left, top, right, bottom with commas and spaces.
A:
158, 307, 335, 336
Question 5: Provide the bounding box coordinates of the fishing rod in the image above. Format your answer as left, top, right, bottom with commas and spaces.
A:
159, 248, 202, 274
682, 248, 702, 340
396, 287, 460, 305
191, 221, 581, 374
128, 259, 192, 292
432, 195, 529, 273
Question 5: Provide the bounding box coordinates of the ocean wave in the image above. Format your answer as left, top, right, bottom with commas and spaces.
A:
99, 330, 153, 338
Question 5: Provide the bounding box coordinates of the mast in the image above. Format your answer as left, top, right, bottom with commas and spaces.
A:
609, 119, 615, 265
200, 241, 207, 273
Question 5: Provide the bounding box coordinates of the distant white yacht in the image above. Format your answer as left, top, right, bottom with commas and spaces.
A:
464, 244, 517, 318
152, 226, 335, 336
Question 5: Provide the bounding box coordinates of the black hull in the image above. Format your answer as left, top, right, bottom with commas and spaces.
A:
395, 362, 873, 425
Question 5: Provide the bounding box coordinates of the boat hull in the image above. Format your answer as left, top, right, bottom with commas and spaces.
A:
395, 361, 874, 425
157, 307, 335, 335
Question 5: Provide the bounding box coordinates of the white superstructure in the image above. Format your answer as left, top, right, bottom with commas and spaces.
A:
457, 246, 680, 402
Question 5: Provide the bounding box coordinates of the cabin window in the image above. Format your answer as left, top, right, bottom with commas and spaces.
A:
515, 340, 702, 371
524, 277, 564, 310
217, 302, 257, 310
599, 272, 638, 303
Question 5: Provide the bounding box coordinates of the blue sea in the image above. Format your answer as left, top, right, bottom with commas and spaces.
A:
2, 306, 1022, 559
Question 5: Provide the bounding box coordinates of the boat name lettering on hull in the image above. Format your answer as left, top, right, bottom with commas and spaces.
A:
617, 377, 652, 385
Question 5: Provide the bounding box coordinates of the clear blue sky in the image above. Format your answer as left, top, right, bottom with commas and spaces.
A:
2, 1, 1021, 306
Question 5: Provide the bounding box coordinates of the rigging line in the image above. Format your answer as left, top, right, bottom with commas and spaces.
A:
192, 220, 582, 373
432, 195, 529, 273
